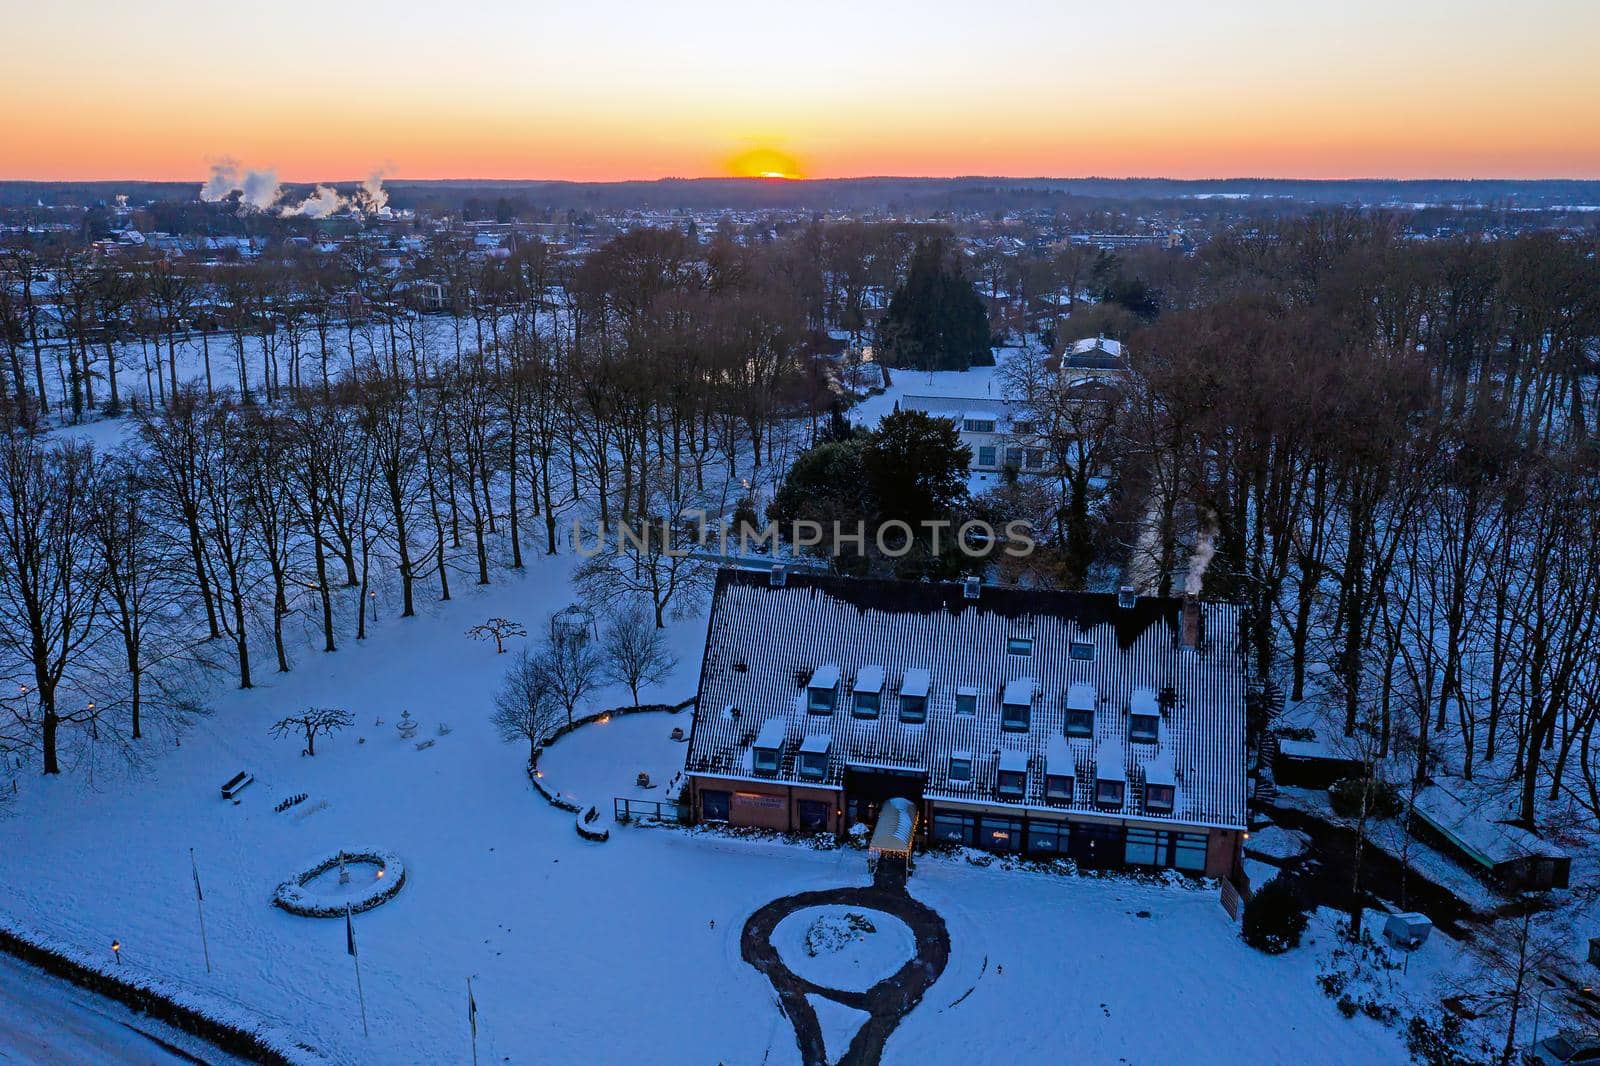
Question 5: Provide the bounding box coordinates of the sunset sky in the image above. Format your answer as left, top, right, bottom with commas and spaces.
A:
4, 0, 1598, 182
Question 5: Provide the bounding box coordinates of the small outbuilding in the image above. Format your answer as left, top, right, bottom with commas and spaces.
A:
1409, 784, 1571, 891
1383, 912, 1433, 950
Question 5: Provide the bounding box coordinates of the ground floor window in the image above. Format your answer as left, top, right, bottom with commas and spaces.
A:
797, 799, 830, 832
1123, 827, 1210, 872
701, 789, 730, 823
1026, 820, 1068, 854
931, 810, 976, 846
979, 816, 1023, 853
1172, 832, 1208, 872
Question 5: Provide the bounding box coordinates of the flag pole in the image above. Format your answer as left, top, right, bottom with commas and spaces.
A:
346, 904, 369, 1038
189, 848, 211, 974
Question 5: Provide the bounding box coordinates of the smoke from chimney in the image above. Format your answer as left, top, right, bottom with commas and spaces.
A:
1184, 512, 1217, 598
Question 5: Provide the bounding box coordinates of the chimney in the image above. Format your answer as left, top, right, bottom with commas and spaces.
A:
1117, 585, 1137, 609
769, 563, 787, 588
1180, 595, 1201, 651
962, 574, 982, 600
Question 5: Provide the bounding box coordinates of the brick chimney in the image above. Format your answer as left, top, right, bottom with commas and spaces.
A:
1180, 595, 1201, 651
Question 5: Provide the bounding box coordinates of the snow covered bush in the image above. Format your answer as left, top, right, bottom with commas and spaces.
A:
1240, 877, 1309, 954
1328, 777, 1401, 819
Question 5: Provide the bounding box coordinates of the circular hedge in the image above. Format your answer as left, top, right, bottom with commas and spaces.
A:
272, 847, 406, 917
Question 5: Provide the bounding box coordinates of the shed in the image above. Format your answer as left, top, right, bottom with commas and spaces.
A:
1409, 784, 1571, 891
1383, 912, 1433, 950
1274, 734, 1363, 789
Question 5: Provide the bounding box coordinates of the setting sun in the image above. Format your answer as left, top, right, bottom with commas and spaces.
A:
727, 147, 804, 180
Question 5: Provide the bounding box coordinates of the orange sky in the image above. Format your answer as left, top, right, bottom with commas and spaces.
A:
4, 0, 1598, 182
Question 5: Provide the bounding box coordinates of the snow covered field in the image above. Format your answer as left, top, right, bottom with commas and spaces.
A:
0, 546, 1421, 1064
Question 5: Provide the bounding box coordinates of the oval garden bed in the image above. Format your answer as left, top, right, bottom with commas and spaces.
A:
272, 847, 406, 917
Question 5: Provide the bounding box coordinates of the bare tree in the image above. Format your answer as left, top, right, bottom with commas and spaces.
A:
490, 648, 564, 762
467, 618, 526, 655
531, 622, 602, 726
0, 436, 103, 773
268, 707, 353, 757
600, 607, 678, 706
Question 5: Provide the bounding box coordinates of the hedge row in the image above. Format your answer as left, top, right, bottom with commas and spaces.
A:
0, 915, 326, 1065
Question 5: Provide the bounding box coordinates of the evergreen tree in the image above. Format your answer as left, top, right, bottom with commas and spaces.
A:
878, 239, 991, 371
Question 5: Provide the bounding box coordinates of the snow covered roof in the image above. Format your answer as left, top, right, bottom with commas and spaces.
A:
869, 797, 918, 855
854, 665, 884, 694
753, 717, 787, 752
1046, 736, 1076, 778
998, 749, 1030, 774
1094, 737, 1127, 783
686, 569, 1246, 828
1066, 682, 1097, 712
1003, 677, 1036, 706
1144, 748, 1175, 788
1410, 783, 1567, 866
1130, 687, 1159, 716
808, 664, 840, 690
799, 734, 832, 755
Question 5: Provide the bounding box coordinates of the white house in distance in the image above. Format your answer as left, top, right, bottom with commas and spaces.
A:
1060, 336, 1129, 386
898, 394, 1047, 481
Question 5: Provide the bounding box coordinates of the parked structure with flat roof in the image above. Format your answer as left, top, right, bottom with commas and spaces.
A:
683, 569, 1249, 880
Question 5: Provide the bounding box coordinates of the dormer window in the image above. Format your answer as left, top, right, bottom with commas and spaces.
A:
1007, 636, 1032, 657
807, 664, 840, 715
1065, 682, 1096, 738
1002, 678, 1034, 732
1046, 773, 1074, 801
1145, 783, 1175, 812
1129, 687, 1160, 742
1069, 640, 1095, 661
1095, 737, 1126, 809
852, 665, 883, 718
1066, 708, 1093, 737
752, 718, 785, 775
798, 734, 831, 780
997, 751, 1028, 798
948, 752, 973, 782
1095, 778, 1125, 807
899, 695, 926, 723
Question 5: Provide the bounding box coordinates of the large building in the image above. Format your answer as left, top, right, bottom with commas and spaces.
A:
682, 569, 1249, 881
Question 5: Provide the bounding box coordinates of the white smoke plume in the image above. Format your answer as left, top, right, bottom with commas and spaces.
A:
354, 169, 389, 214
1185, 513, 1218, 597
284, 185, 346, 218
198, 157, 283, 212
200, 158, 240, 202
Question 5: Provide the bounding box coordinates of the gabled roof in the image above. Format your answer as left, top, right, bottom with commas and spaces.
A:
686, 569, 1246, 829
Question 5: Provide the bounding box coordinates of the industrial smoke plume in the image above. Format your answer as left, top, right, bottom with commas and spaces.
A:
200, 159, 389, 217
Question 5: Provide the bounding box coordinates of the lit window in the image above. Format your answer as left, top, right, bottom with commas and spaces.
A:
1096, 779, 1124, 806
1007, 637, 1032, 656
1146, 783, 1175, 811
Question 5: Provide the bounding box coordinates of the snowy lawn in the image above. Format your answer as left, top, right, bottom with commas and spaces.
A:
0, 553, 1414, 1065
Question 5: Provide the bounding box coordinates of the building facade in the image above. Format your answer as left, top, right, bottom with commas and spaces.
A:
683, 569, 1248, 881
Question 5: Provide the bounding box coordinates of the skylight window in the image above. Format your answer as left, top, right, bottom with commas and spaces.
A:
1007, 636, 1033, 657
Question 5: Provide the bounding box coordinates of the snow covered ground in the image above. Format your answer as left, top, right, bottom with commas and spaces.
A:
0, 546, 1424, 1064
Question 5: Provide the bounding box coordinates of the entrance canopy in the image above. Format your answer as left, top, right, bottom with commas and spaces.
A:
869, 797, 919, 856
